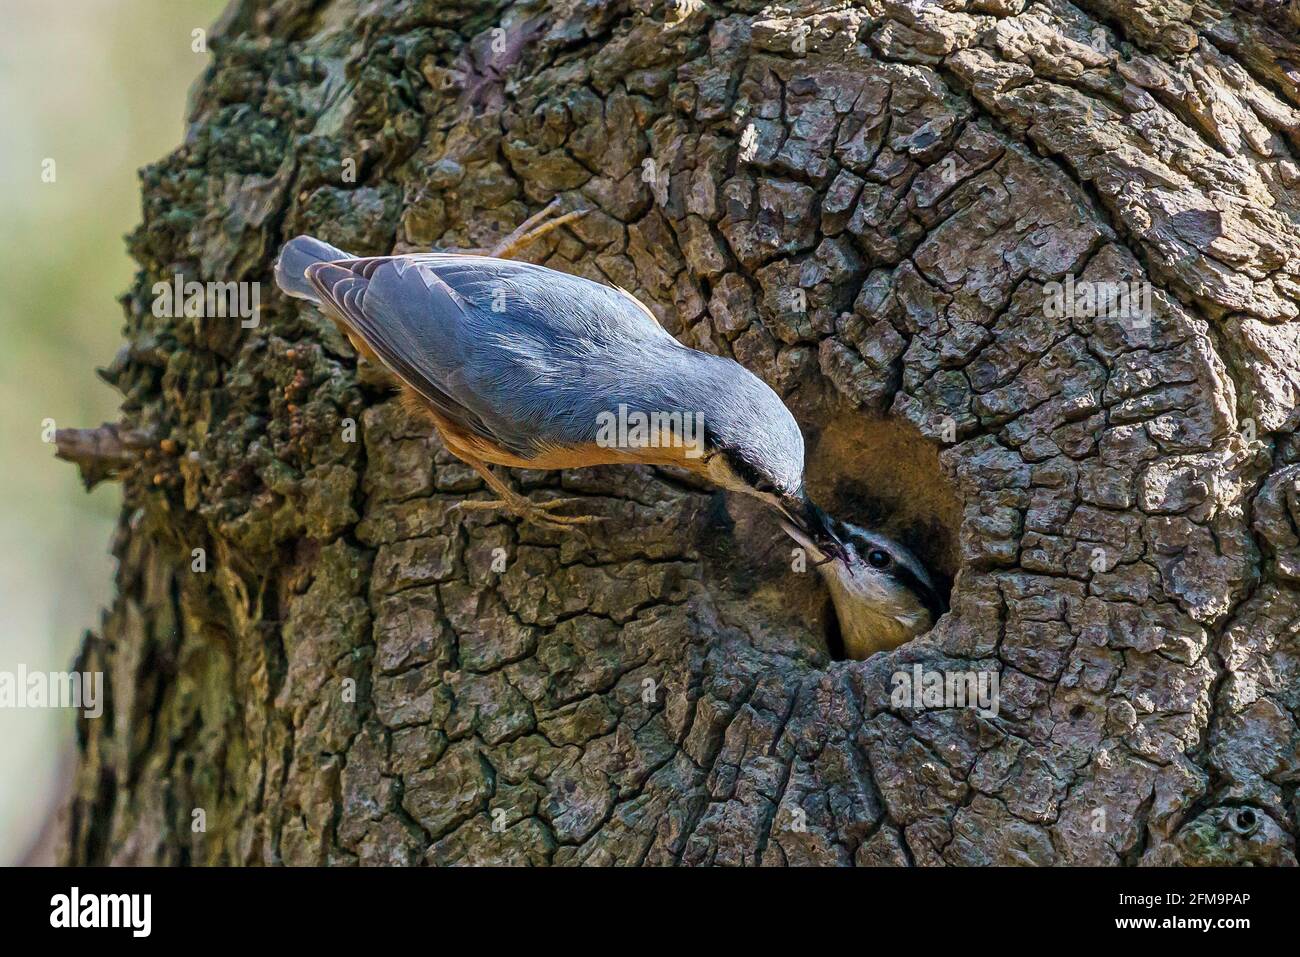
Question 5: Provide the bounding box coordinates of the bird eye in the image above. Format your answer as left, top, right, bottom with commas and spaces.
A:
867, 549, 891, 569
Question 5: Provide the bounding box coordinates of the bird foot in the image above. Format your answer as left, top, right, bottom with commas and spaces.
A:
489, 198, 591, 259
452, 494, 604, 530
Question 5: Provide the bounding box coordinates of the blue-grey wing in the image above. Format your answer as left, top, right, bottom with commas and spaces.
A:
305, 252, 668, 456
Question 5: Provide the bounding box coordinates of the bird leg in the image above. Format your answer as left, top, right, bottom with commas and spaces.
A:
487, 198, 590, 259
426, 202, 596, 529
451, 454, 603, 530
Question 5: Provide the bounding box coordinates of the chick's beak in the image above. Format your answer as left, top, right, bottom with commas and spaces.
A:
783, 495, 849, 566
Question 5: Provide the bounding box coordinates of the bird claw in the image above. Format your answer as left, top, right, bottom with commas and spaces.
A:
450, 495, 605, 530
489, 199, 592, 259
529, 498, 605, 526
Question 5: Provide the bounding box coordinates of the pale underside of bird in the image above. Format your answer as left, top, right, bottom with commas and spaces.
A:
274, 201, 942, 658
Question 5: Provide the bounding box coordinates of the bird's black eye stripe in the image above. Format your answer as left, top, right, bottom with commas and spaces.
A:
727, 453, 765, 491
891, 563, 947, 621
843, 528, 876, 554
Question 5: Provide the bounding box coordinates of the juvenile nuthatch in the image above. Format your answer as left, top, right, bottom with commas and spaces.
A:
783, 514, 947, 659
274, 202, 847, 559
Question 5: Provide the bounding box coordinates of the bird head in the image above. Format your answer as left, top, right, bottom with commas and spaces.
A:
690, 364, 849, 563
702, 444, 849, 565
783, 514, 947, 660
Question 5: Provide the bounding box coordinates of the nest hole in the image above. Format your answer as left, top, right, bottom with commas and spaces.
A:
806, 413, 963, 660
693, 413, 963, 664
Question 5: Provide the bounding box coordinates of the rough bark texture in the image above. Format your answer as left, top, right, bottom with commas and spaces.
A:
63, 0, 1300, 865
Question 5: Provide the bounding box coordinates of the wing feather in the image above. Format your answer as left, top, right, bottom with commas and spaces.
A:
305, 252, 674, 458
307, 261, 499, 444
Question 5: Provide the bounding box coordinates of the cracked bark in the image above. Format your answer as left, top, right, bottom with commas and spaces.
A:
62, 0, 1300, 866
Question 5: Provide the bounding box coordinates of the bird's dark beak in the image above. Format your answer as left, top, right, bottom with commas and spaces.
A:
782, 495, 849, 566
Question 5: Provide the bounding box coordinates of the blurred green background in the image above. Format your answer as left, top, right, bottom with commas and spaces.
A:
0, 0, 226, 864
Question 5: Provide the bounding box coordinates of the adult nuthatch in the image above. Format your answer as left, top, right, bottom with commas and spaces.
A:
274, 202, 847, 560
784, 515, 947, 659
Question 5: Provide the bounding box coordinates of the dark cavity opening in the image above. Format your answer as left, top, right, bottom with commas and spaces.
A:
805, 414, 963, 661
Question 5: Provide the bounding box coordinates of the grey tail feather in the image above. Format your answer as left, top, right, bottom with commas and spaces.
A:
275, 235, 352, 302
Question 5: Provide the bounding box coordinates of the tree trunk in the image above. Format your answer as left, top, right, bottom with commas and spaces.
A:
60, 0, 1300, 866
